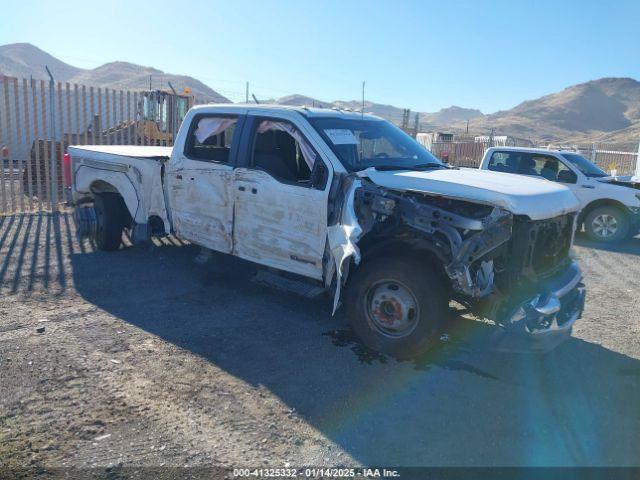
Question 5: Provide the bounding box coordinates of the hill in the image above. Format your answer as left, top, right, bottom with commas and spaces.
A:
0, 43, 229, 103
453, 78, 640, 143
2, 43, 639, 144
0, 43, 82, 81
272, 94, 482, 126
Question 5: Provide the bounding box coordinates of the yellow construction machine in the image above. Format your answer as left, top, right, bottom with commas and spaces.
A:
99, 88, 194, 146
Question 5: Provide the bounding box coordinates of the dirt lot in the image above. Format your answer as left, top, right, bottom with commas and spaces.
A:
1, 212, 639, 474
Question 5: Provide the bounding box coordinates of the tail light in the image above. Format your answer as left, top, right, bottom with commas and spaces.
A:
63, 153, 72, 187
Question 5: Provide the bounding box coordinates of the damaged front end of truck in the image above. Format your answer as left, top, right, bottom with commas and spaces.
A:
327, 172, 586, 351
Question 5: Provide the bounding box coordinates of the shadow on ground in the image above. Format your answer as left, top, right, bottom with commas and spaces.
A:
2, 213, 639, 466
574, 231, 640, 256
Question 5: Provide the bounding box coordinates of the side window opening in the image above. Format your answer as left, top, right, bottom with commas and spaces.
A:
185, 116, 237, 162
488, 151, 519, 173
251, 120, 318, 186
531, 155, 571, 182
488, 151, 575, 183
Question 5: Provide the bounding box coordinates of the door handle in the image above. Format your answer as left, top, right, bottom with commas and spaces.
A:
238, 186, 246, 191
176, 174, 183, 180
581, 184, 595, 189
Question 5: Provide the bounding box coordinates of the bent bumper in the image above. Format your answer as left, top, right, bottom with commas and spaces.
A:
630, 209, 640, 235
493, 262, 586, 353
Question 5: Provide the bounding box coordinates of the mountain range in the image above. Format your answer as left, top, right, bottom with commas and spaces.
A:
452, 77, 640, 145
1, 43, 639, 145
0, 43, 229, 103
264, 94, 483, 126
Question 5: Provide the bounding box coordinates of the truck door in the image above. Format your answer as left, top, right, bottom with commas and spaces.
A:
166, 114, 243, 253
232, 115, 331, 280
531, 154, 592, 209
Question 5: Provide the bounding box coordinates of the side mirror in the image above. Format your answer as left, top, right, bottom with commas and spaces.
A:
310, 162, 328, 189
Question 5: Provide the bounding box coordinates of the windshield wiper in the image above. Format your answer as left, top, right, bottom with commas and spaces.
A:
413, 163, 447, 170
373, 163, 445, 172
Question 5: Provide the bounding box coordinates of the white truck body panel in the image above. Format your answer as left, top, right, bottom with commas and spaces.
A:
478, 147, 640, 212
69, 145, 171, 231
361, 166, 581, 220
166, 157, 235, 253
233, 168, 328, 280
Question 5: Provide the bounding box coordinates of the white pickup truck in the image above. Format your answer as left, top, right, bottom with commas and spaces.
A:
67, 105, 585, 358
479, 147, 640, 243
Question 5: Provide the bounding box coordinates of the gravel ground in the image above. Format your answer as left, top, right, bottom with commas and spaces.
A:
0, 212, 639, 475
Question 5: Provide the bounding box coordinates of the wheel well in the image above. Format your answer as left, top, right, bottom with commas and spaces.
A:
90, 182, 132, 226
356, 236, 451, 291
579, 199, 629, 224
148, 215, 166, 235
90, 180, 120, 196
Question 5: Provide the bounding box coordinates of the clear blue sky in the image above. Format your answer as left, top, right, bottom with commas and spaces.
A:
2, 0, 639, 113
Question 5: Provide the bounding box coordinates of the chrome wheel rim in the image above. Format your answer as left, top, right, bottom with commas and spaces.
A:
364, 280, 419, 338
592, 214, 618, 238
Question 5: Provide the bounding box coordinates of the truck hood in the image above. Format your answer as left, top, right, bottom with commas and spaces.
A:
359, 167, 580, 220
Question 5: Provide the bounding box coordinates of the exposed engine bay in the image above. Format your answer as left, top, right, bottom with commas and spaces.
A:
327, 174, 577, 323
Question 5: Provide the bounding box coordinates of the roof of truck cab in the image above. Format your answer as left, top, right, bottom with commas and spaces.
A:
486, 146, 578, 156
191, 103, 382, 120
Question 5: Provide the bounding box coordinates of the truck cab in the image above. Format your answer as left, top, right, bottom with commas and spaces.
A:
69, 105, 587, 358
480, 146, 640, 243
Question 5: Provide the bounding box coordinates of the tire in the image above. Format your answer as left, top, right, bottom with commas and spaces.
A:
344, 256, 449, 359
584, 206, 629, 243
93, 193, 126, 251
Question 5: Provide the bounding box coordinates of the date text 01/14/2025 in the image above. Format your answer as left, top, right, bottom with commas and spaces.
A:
232, 467, 401, 478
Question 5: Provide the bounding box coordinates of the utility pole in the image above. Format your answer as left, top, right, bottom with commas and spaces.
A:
149, 75, 152, 91
635, 138, 640, 178
45, 66, 58, 212
245, 82, 249, 103
361, 81, 365, 119
466, 119, 469, 134
401, 109, 411, 130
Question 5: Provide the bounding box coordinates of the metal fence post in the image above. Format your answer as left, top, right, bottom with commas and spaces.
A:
45, 66, 58, 212
590, 143, 597, 163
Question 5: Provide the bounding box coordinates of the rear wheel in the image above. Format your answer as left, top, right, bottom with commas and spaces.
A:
93, 193, 127, 251
584, 206, 629, 243
345, 256, 449, 359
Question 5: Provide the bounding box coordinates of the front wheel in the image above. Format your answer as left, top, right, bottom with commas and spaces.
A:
584, 206, 629, 243
344, 256, 449, 359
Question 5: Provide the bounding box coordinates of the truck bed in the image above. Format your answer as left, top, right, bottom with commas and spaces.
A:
68, 145, 172, 160
70, 144, 172, 234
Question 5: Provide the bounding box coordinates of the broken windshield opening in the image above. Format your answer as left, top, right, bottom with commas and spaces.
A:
309, 117, 443, 172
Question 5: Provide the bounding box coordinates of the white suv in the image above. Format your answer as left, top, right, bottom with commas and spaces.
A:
480, 147, 640, 243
